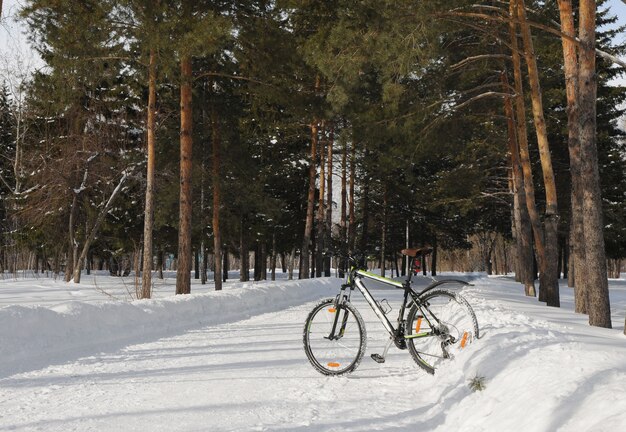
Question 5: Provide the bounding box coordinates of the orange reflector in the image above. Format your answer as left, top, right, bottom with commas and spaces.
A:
415, 317, 422, 333
327, 362, 340, 368
460, 332, 469, 348
328, 308, 336, 313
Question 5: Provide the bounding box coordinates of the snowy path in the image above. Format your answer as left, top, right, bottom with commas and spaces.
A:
1, 276, 626, 431
0, 284, 470, 432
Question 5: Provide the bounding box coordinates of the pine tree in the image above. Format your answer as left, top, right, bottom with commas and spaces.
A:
578, 0, 612, 327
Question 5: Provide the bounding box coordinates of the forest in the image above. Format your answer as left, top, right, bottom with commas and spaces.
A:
0, 0, 625, 329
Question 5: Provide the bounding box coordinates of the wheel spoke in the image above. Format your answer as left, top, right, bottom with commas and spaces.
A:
406, 289, 479, 373
303, 299, 366, 376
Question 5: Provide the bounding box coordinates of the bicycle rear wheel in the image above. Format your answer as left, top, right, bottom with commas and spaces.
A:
406, 289, 479, 374
303, 298, 366, 376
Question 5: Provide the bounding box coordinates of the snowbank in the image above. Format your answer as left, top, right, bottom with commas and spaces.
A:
433, 278, 626, 431
0, 278, 336, 378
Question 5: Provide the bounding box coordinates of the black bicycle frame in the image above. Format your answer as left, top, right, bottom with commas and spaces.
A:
351, 270, 414, 339
327, 264, 471, 342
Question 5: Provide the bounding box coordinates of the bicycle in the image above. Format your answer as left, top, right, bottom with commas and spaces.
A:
303, 248, 480, 375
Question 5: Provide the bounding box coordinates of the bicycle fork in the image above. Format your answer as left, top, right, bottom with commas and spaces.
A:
325, 287, 351, 341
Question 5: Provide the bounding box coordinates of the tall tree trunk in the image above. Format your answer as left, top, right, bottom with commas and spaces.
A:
381, 186, 388, 277
211, 98, 222, 291
140, 49, 157, 299
557, 0, 588, 312
509, 1, 540, 297
403, 220, 409, 276
348, 140, 356, 253
240, 218, 249, 282
176, 55, 193, 295
288, 245, 295, 280
316, 122, 326, 278
134, 242, 141, 298
301, 77, 320, 279
359, 172, 370, 255
253, 243, 261, 281
432, 236, 438, 277
65, 193, 78, 282
516, 0, 559, 307
200, 86, 208, 286
223, 246, 228, 283
578, 0, 612, 328
339, 136, 347, 278
271, 232, 277, 281
502, 69, 535, 296
324, 124, 333, 277
156, 248, 164, 279
200, 240, 207, 284
563, 236, 570, 281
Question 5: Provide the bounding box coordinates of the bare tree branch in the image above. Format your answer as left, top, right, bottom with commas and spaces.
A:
440, 10, 626, 69
0, 173, 13, 193
453, 91, 513, 111
72, 170, 130, 283
451, 54, 512, 70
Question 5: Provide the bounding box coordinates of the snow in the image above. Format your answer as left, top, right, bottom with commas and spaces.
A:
0, 272, 625, 431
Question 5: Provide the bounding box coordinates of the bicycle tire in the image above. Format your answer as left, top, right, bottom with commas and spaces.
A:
303, 298, 367, 376
406, 288, 479, 374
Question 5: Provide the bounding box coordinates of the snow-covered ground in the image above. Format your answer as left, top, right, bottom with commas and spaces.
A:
0, 271, 625, 431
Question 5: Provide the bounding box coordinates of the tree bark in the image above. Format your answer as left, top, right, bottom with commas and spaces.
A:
348, 140, 356, 253
156, 248, 164, 279
516, 0, 559, 306
240, 218, 249, 282
578, 0, 612, 328
339, 136, 347, 278
359, 171, 370, 255
73, 173, 129, 283
65, 193, 78, 282
288, 246, 295, 280
176, 54, 193, 295
432, 236, 438, 277
509, 1, 541, 297
223, 246, 229, 283
557, 0, 587, 312
325, 124, 333, 277
301, 76, 320, 279
140, 49, 157, 299
315, 122, 326, 278
211, 97, 222, 291
381, 186, 388, 277
271, 232, 276, 281
501, 69, 535, 296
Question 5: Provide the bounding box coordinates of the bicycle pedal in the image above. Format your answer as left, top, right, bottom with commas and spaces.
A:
371, 353, 385, 364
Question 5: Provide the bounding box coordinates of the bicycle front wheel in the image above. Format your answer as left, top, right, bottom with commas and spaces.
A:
406, 289, 479, 374
303, 298, 366, 376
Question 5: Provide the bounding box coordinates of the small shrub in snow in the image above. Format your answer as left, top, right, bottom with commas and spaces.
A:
468, 375, 486, 392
